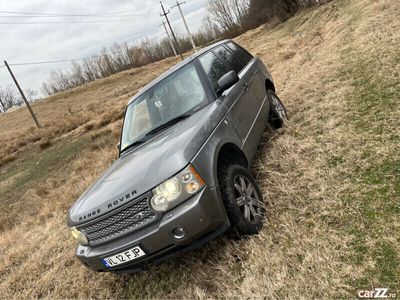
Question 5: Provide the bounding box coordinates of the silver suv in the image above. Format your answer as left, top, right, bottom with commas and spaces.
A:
67, 40, 287, 273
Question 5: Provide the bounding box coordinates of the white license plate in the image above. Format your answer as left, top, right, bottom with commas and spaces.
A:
101, 246, 146, 268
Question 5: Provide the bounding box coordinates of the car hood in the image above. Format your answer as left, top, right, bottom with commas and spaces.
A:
67, 101, 226, 226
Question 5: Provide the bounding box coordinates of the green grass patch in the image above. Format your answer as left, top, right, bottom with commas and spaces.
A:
334, 0, 400, 292
0, 135, 91, 207
373, 241, 399, 288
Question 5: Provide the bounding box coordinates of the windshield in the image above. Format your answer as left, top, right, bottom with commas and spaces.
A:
121, 63, 207, 151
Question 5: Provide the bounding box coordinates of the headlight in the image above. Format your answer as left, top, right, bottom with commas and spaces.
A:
150, 165, 205, 212
70, 227, 88, 246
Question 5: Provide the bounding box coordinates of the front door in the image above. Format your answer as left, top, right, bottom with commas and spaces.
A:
212, 45, 261, 146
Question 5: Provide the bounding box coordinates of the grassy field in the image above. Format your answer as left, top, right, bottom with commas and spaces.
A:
0, 0, 399, 298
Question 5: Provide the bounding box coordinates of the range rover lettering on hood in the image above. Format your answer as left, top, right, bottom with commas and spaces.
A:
78, 190, 137, 222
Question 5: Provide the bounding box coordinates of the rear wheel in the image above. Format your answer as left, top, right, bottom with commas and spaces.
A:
267, 90, 287, 129
219, 164, 266, 236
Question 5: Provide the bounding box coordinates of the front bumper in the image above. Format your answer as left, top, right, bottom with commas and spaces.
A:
75, 185, 228, 272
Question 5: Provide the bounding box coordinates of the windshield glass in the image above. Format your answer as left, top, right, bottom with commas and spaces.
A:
121, 63, 207, 151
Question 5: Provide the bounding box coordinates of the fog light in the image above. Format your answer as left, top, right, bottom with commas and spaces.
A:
171, 225, 186, 240
70, 227, 88, 246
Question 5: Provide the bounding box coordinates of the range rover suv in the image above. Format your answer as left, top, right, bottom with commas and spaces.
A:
67, 40, 287, 273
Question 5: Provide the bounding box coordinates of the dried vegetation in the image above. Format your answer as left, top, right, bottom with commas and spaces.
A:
0, 0, 399, 298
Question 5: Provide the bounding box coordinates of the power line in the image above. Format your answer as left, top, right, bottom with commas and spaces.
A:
0, 7, 158, 17
0, 9, 133, 16
0, 19, 143, 24
7, 53, 127, 67
143, 32, 166, 44
7, 55, 110, 66
0, 7, 159, 24
3, 33, 165, 67
0, 4, 175, 72
0, 14, 146, 19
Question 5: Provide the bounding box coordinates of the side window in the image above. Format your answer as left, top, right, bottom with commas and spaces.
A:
198, 52, 229, 92
225, 42, 253, 65
214, 45, 246, 74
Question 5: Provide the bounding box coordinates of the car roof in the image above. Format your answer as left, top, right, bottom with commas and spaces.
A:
127, 39, 231, 105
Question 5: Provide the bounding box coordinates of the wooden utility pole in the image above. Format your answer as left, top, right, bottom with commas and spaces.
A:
0, 98, 5, 112
159, 21, 178, 56
4, 61, 41, 128
172, 0, 197, 51
160, 1, 183, 60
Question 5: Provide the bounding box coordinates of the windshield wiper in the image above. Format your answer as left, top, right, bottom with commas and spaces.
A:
121, 113, 191, 154
144, 113, 191, 138
120, 137, 149, 154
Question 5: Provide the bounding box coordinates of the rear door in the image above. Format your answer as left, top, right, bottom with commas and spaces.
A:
225, 42, 266, 106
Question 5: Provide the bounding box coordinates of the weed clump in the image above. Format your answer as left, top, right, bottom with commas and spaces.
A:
39, 140, 52, 150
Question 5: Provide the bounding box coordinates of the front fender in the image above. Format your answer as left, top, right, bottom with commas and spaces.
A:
191, 109, 243, 188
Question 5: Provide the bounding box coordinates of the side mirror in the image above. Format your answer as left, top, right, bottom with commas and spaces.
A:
217, 71, 239, 94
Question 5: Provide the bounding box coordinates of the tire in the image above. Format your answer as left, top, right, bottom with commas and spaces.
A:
267, 90, 288, 129
219, 164, 266, 236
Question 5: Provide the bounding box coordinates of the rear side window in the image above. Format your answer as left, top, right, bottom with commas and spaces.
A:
225, 42, 253, 65
198, 52, 229, 92
214, 45, 245, 75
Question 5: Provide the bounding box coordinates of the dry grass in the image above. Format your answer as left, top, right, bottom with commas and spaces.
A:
0, 56, 179, 160
0, 0, 399, 298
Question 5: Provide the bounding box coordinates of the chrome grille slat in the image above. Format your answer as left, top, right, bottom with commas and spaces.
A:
79, 197, 157, 246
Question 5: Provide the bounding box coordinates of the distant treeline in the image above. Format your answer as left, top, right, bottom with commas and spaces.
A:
41, 31, 217, 96
41, 0, 331, 96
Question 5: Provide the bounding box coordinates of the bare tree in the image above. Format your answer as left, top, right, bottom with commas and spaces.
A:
71, 62, 86, 86
24, 88, 38, 102
246, 0, 330, 29
207, 0, 250, 37
0, 86, 23, 112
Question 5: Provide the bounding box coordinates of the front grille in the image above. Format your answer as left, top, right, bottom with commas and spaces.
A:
80, 197, 159, 246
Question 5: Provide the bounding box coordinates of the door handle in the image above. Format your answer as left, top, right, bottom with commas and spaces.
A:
242, 82, 249, 91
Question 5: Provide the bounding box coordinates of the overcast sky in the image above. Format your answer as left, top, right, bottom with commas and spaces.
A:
0, 0, 208, 96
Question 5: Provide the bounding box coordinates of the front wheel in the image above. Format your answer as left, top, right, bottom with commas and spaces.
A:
267, 90, 288, 129
219, 164, 266, 236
